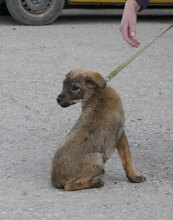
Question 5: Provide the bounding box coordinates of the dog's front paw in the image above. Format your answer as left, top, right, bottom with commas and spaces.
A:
90, 179, 105, 188
128, 175, 146, 183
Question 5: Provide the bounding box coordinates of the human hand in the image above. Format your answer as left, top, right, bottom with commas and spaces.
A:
119, 0, 141, 48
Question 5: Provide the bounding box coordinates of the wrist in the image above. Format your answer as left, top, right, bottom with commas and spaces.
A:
126, 0, 141, 12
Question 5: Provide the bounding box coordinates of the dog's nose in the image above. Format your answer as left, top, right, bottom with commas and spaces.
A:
57, 95, 62, 103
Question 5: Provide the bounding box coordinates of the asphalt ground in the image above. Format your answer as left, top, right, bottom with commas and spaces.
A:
0, 8, 173, 220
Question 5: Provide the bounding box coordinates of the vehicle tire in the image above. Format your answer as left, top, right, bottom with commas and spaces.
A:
6, 0, 64, 25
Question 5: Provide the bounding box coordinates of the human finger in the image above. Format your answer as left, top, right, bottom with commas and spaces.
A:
121, 26, 139, 47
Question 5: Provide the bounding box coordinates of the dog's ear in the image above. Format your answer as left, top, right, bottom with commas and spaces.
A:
85, 71, 106, 89
66, 70, 72, 77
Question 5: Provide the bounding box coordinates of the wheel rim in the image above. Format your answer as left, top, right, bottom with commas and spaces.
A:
21, 0, 53, 14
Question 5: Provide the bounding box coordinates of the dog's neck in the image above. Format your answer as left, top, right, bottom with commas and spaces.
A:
82, 87, 107, 112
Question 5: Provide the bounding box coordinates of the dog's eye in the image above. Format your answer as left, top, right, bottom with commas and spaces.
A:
71, 85, 80, 91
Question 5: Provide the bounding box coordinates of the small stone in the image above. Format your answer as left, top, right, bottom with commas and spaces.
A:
22, 191, 28, 196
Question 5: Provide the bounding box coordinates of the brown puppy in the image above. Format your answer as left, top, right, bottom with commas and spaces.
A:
51, 67, 146, 191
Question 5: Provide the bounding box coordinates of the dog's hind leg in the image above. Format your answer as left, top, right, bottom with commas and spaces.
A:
116, 131, 146, 183
64, 163, 105, 191
51, 167, 64, 189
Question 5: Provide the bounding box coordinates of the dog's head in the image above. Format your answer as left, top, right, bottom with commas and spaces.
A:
57, 67, 106, 107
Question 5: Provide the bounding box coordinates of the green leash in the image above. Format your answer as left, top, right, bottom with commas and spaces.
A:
105, 24, 173, 83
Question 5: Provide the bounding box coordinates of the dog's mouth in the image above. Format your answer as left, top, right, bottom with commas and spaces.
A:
71, 99, 83, 104
58, 100, 83, 108
58, 102, 71, 108
57, 95, 83, 108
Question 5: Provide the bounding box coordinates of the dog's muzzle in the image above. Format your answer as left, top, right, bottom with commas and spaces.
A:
57, 95, 70, 108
